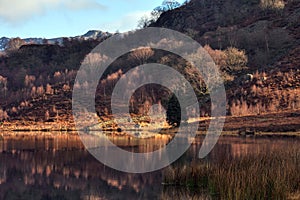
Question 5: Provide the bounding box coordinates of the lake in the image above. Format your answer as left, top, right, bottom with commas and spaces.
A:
0, 132, 299, 199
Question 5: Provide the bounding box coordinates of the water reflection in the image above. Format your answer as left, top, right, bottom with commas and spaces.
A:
103, 131, 174, 153
0, 133, 162, 200
0, 133, 298, 200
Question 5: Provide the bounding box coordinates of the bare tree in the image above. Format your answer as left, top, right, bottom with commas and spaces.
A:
46, 84, 54, 94
129, 47, 154, 65
37, 85, 45, 97
137, 0, 181, 29
137, 16, 153, 29
62, 83, 71, 91
0, 108, 9, 121
162, 0, 181, 10
0, 75, 8, 97
45, 110, 50, 121
24, 75, 36, 87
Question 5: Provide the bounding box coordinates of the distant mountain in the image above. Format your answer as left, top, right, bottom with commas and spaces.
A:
0, 30, 112, 51
79, 30, 111, 40
0, 37, 10, 51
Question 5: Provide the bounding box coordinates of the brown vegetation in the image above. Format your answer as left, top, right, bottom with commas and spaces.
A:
163, 143, 300, 199
0, 0, 299, 131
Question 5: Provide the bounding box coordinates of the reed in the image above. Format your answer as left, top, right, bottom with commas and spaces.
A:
162, 145, 300, 199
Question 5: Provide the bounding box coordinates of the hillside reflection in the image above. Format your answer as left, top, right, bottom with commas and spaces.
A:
0, 133, 162, 200
0, 133, 298, 200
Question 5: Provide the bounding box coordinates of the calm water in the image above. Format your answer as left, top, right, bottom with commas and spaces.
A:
0, 132, 299, 200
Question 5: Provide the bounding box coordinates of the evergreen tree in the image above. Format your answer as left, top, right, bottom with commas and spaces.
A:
166, 94, 187, 127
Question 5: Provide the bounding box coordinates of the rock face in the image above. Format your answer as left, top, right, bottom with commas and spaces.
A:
151, 0, 300, 70
153, 0, 262, 34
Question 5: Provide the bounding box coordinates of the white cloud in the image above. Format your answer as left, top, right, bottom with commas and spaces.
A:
0, 0, 106, 23
99, 10, 152, 32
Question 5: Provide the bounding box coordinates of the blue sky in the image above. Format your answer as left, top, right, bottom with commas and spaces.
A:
0, 0, 184, 39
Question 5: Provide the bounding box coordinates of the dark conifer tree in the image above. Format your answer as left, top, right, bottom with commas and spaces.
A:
166, 94, 187, 127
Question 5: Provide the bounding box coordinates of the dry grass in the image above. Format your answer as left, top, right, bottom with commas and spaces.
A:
163, 145, 300, 199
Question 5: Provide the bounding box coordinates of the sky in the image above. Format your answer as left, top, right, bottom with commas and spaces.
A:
0, 0, 184, 39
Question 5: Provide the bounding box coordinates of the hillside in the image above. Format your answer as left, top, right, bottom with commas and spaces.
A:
153, 0, 300, 67
0, 0, 299, 132
152, 0, 300, 115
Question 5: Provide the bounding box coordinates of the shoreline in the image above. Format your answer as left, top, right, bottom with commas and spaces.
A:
0, 128, 299, 138
1, 110, 299, 137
